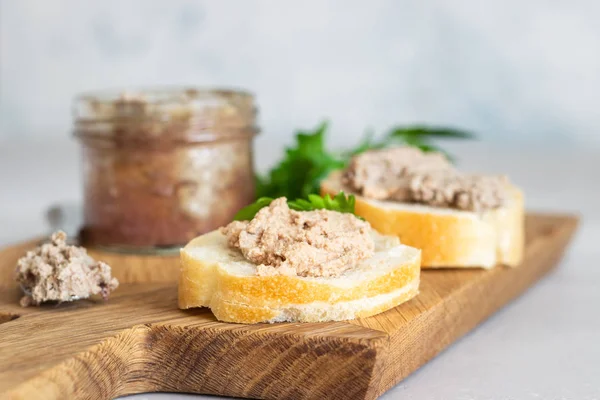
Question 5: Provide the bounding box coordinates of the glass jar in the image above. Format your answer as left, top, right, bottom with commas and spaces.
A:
73, 87, 258, 253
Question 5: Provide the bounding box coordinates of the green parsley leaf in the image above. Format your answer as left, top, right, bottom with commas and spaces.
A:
345, 124, 473, 165
234, 192, 361, 221
255, 121, 346, 200
233, 197, 275, 221
387, 126, 475, 140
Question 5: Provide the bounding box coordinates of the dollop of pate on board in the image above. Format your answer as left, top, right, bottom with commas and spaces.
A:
342, 146, 508, 212
221, 198, 374, 278
15, 231, 119, 307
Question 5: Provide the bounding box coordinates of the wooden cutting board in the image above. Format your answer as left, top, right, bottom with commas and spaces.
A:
0, 213, 579, 400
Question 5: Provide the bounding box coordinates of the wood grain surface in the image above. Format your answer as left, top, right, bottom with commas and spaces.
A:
0, 213, 579, 400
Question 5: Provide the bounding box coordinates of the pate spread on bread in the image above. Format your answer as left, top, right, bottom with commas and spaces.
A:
178, 197, 421, 324
321, 146, 525, 269
221, 197, 374, 277
342, 146, 508, 212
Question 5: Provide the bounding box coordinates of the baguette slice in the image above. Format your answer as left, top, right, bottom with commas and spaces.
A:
321, 171, 524, 269
178, 230, 421, 324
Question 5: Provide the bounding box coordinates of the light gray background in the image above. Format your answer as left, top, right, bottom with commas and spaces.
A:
1, 0, 600, 149
1, 1, 599, 399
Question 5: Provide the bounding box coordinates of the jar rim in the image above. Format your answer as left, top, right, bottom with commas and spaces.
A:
72, 86, 259, 143
73, 86, 256, 123
74, 86, 254, 104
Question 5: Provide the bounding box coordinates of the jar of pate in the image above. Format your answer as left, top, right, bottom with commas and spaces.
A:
73, 87, 258, 252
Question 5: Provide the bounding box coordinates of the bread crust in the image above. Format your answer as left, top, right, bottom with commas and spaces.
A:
321, 171, 525, 268
209, 279, 420, 324
178, 231, 421, 323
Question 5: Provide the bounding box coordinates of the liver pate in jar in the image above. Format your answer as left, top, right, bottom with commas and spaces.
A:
73, 88, 258, 251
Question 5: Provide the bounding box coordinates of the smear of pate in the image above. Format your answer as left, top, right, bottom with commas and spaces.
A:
221, 198, 374, 277
343, 146, 508, 212
15, 231, 119, 307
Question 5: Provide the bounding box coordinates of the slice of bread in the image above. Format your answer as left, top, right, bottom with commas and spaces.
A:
178, 230, 421, 324
321, 171, 524, 269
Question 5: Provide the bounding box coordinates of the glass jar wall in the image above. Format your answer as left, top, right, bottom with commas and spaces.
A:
73, 87, 258, 252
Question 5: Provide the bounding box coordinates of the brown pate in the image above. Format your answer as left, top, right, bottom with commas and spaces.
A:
75, 89, 257, 248
221, 198, 375, 278
15, 231, 119, 307
342, 146, 508, 212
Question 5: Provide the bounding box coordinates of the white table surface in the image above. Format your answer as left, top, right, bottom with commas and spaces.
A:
1, 139, 598, 400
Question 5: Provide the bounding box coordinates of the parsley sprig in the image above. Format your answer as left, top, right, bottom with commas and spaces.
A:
255, 122, 345, 200
255, 120, 475, 200
349, 125, 475, 163
234, 192, 360, 221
